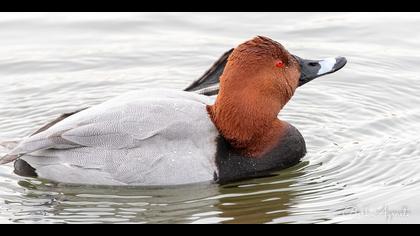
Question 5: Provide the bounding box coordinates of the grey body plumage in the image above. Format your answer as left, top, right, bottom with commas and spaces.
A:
3, 89, 219, 185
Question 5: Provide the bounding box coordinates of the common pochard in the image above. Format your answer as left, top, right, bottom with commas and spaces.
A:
0, 36, 346, 185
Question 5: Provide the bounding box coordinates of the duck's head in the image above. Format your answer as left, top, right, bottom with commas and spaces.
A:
218, 36, 346, 109
209, 36, 346, 157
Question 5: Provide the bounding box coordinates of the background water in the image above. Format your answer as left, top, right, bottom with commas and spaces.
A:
1, 12, 420, 224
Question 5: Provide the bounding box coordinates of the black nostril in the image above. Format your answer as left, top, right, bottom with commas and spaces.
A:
308, 62, 318, 67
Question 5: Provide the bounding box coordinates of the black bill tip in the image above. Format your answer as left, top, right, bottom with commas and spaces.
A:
331, 56, 347, 74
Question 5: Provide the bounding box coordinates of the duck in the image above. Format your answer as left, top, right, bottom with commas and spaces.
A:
0, 36, 346, 186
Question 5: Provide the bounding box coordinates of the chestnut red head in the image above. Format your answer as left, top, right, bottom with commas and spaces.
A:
208, 36, 346, 157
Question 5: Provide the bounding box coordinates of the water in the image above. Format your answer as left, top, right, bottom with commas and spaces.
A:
1, 12, 420, 224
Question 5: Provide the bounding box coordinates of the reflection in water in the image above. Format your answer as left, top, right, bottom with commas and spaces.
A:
214, 164, 308, 224
12, 180, 221, 223
4, 162, 321, 224
216, 177, 297, 224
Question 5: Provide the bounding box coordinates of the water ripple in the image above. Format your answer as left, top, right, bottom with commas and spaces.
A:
1, 12, 420, 223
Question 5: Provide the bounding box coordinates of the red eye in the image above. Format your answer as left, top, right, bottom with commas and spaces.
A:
275, 60, 284, 68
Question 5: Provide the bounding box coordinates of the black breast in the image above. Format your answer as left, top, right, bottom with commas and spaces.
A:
214, 123, 307, 184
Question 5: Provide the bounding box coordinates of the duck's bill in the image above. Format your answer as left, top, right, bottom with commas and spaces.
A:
294, 56, 347, 87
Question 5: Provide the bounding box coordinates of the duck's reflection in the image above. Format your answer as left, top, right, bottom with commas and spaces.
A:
214, 162, 308, 224
15, 161, 308, 224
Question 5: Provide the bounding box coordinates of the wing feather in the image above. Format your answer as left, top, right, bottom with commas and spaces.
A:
1, 89, 218, 185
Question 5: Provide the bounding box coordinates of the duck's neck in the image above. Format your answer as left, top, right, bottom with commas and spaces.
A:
207, 88, 287, 158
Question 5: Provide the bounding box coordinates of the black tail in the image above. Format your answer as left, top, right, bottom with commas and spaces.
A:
184, 48, 233, 95
13, 159, 37, 178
